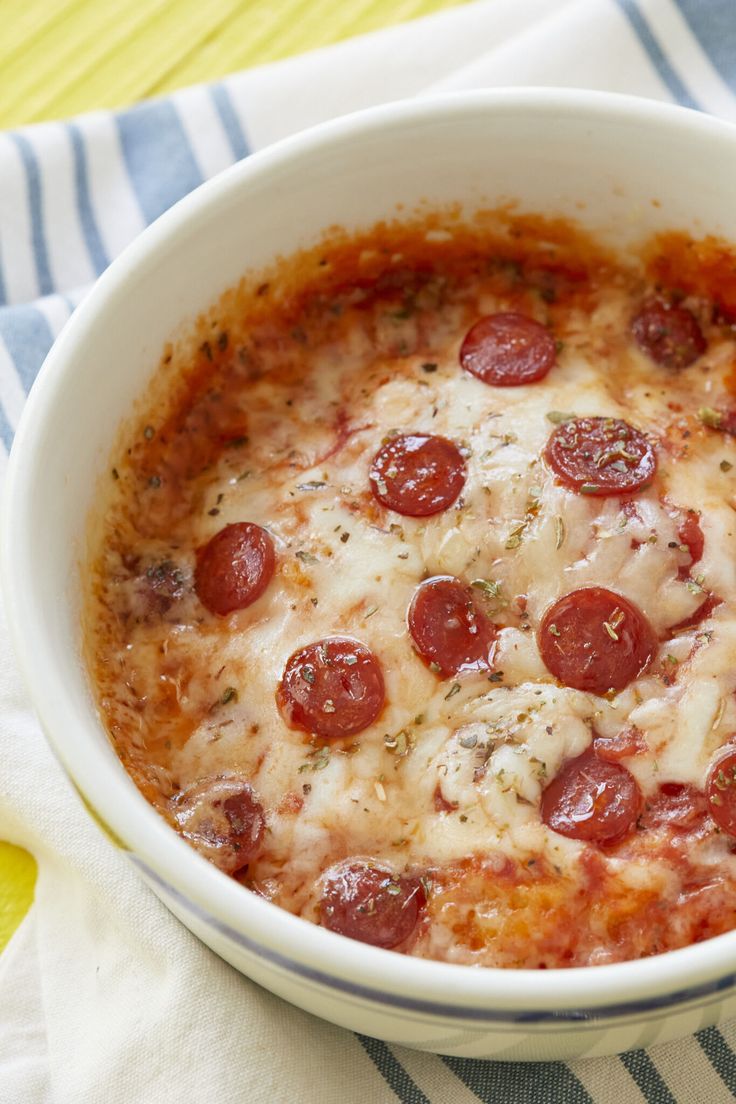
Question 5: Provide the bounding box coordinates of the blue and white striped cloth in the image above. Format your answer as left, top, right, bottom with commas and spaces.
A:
3, 2, 736, 1102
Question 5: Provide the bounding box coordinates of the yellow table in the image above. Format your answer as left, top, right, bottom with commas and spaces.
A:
0, 0, 466, 129
0, 0, 466, 952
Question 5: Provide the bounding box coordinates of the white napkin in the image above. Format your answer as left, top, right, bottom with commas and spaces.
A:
3, 2, 736, 1100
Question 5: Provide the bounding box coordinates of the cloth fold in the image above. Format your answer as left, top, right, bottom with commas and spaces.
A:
3, 1, 736, 1100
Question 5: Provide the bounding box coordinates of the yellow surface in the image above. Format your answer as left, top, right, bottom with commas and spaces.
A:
0, 842, 37, 952
0, 0, 467, 129
0, 0, 466, 948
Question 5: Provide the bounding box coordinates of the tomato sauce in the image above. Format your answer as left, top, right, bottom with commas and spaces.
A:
85, 210, 736, 966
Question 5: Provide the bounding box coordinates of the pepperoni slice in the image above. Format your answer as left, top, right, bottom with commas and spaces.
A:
195, 522, 275, 616
631, 299, 706, 370
369, 434, 466, 517
544, 417, 656, 496
639, 782, 709, 833
538, 587, 657, 695
541, 748, 642, 844
408, 576, 497, 678
459, 312, 556, 386
706, 748, 736, 836
172, 775, 265, 874
277, 637, 385, 739
320, 861, 426, 948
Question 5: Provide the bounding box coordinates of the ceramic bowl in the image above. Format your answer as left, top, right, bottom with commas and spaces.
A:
6, 90, 736, 1061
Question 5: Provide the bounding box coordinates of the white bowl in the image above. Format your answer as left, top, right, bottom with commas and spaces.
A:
5, 89, 736, 1062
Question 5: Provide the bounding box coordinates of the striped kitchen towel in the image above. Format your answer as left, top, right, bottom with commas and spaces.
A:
2, 2, 736, 1102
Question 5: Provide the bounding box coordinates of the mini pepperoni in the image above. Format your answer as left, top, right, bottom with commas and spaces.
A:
541, 748, 642, 845
706, 747, 736, 835
277, 637, 384, 739
631, 299, 706, 370
195, 522, 275, 616
544, 417, 656, 496
408, 576, 497, 678
172, 775, 265, 874
369, 434, 466, 517
639, 782, 709, 833
320, 861, 426, 948
459, 312, 556, 386
538, 587, 657, 695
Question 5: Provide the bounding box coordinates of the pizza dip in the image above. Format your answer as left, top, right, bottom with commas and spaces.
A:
86, 212, 736, 967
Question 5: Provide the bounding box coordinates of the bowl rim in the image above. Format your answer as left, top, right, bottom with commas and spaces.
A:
6, 86, 736, 1020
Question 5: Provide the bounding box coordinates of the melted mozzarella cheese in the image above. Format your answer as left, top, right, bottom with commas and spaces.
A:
88, 230, 736, 967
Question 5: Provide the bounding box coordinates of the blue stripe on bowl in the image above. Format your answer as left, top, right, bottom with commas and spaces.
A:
130, 855, 736, 1028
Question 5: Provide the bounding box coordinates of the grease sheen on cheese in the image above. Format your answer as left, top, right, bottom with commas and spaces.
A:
86, 213, 736, 967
